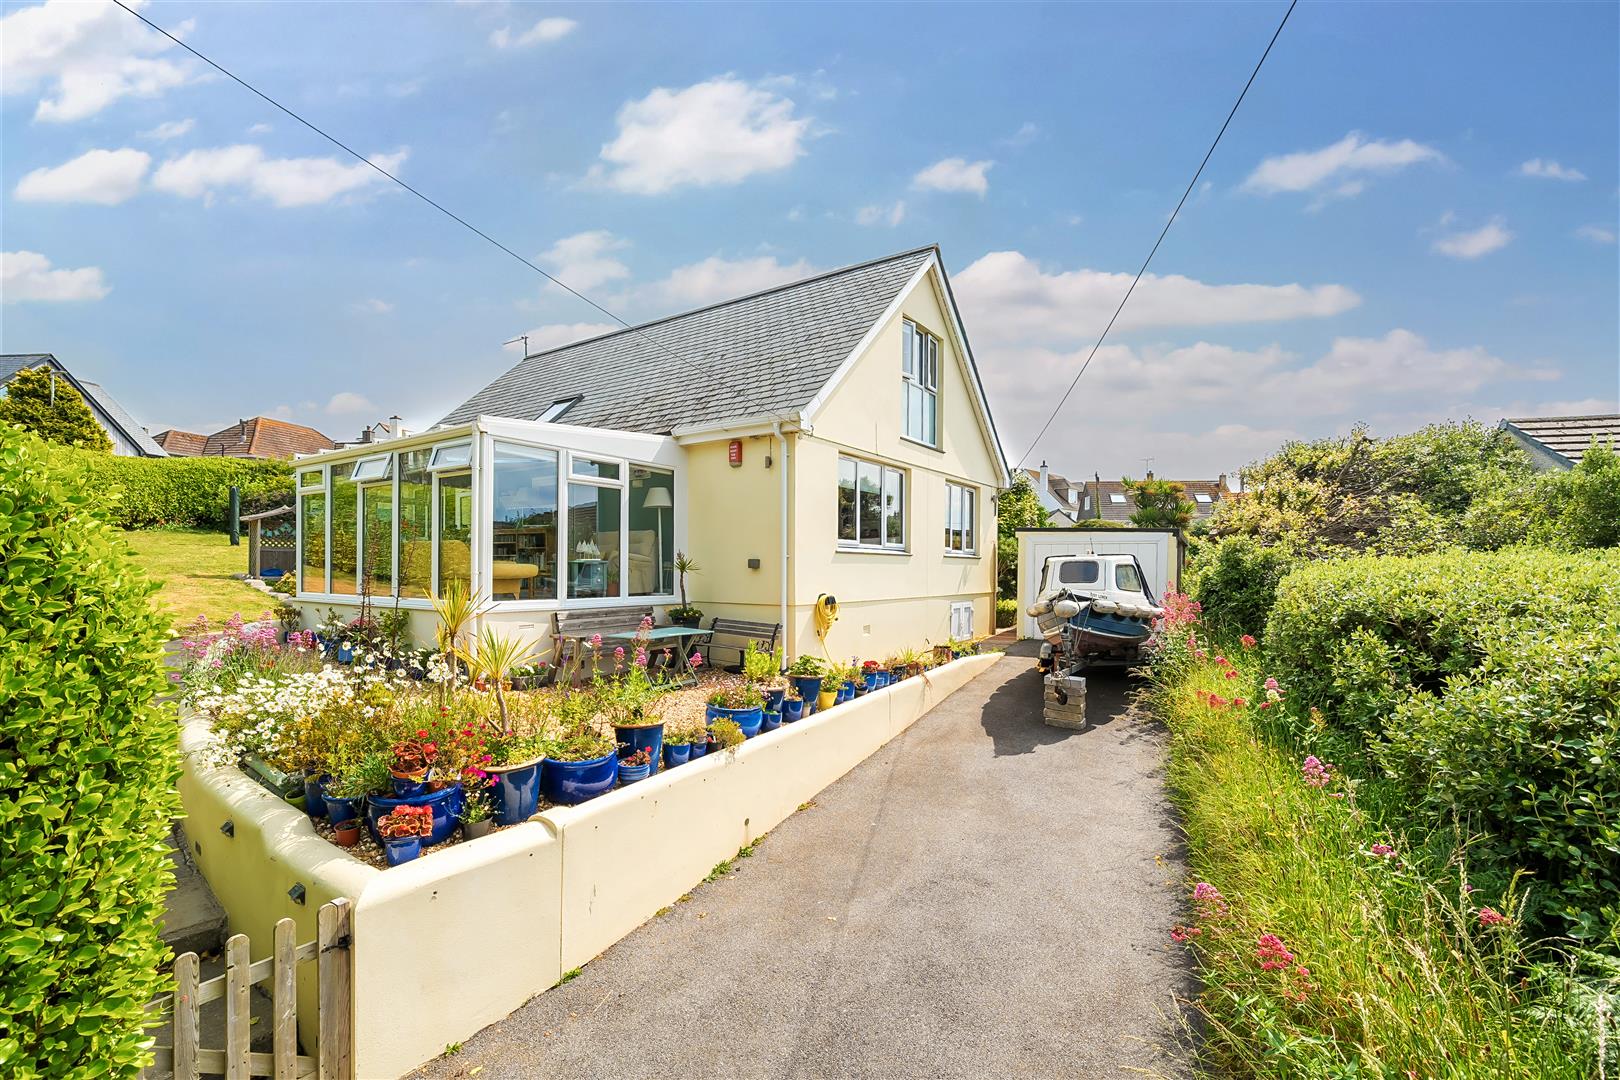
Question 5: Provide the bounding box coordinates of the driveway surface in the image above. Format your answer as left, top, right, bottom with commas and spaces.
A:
418, 647, 1194, 1079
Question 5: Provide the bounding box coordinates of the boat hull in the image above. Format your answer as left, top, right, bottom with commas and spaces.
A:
1035, 604, 1154, 649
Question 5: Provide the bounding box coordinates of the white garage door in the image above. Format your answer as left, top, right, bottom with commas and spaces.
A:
1015, 529, 1178, 640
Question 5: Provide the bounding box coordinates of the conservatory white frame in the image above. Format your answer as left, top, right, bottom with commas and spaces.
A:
293, 416, 685, 612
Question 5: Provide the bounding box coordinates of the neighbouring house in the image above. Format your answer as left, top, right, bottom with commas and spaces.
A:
1498, 414, 1620, 470
155, 416, 337, 459
1018, 463, 1082, 524
289, 245, 1009, 659
0, 353, 167, 457
1073, 474, 1231, 522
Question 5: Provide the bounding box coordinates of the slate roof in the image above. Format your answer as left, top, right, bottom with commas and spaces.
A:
0, 353, 167, 456
1500, 414, 1620, 466
439, 246, 938, 433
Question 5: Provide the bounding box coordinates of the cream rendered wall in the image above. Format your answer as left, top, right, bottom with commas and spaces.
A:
790, 266, 1001, 660
679, 436, 785, 627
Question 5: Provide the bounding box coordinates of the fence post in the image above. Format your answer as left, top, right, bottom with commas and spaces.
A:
173, 951, 201, 1080
318, 898, 353, 1080
273, 917, 298, 1080
229, 485, 241, 546
225, 934, 251, 1080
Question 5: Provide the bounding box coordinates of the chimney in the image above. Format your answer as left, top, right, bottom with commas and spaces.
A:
1217, 472, 1227, 493
389, 414, 406, 439
359, 426, 373, 444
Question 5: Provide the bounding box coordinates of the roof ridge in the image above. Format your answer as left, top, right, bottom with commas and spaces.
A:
1506, 414, 1620, 423
509, 244, 940, 364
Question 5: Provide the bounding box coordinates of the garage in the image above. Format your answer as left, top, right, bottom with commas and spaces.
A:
1013, 528, 1180, 640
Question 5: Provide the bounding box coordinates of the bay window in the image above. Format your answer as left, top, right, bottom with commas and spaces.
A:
945, 482, 977, 555
901, 319, 939, 447
838, 455, 906, 551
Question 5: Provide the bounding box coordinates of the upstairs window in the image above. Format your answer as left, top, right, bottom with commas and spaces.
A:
901, 320, 939, 446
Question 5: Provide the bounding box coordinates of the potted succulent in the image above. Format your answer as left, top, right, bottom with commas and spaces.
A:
707, 685, 764, 738
459, 790, 494, 839
378, 804, 434, 866
666, 552, 704, 628
459, 625, 548, 823
709, 718, 746, 755
617, 747, 653, 786
787, 655, 824, 713
332, 818, 362, 848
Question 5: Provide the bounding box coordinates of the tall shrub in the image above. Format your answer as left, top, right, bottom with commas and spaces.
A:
1186, 535, 1294, 638
43, 444, 292, 530
0, 422, 180, 1075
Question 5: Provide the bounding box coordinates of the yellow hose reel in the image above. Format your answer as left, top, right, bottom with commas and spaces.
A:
814, 594, 839, 641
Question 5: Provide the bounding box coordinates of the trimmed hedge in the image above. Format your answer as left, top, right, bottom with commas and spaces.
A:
1187, 535, 1295, 638
44, 445, 293, 530
0, 422, 181, 1074
1264, 548, 1620, 940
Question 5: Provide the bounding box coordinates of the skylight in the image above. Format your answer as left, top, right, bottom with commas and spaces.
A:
1108, 493, 1126, 504
538, 396, 581, 423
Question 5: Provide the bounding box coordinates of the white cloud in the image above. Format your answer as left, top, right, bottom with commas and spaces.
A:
1519, 158, 1586, 182
539, 230, 630, 291
140, 118, 194, 141
152, 145, 407, 207
15, 148, 151, 204
912, 157, 993, 197
1576, 224, 1616, 244
954, 250, 1361, 345
1431, 217, 1512, 259
325, 392, 376, 415
1003, 121, 1040, 148
2, 250, 109, 302
1241, 132, 1443, 196
490, 16, 577, 48
1, 0, 197, 122
592, 77, 811, 194
505, 323, 619, 354
855, 200, 906, 227
634, 254, 819, 312
351, 298, 393, 314
246, 122, 272, 135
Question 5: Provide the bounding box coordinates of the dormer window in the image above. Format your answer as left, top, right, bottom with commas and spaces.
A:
901, 320, 938, 447
538, 396, 582, 423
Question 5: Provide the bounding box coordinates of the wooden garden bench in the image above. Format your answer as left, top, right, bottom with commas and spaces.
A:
550, 606, 657, 681
700, 617, 781, 673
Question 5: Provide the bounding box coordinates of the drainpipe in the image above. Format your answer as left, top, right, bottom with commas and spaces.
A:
774, 421, 790, 664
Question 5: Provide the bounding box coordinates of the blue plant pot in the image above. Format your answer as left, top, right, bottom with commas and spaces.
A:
763, 687, 786, 712
391, 775, 429, 799
783, 698, 804, 723
487, 760, 542, 826
615, 723, 665, 776
618, 760, 651, 786
863, 672, 879, 691
364, 784, 463, 847
790, 675, 823, 704
382, 836, 421, 866
303, 774, 330, 820
663, 742, 691, 769
710, 705, 763, 738
688, 739, 708, 759
335, 644, 355, 665
889, 668, 906, 683
874, 672, 890, 689
800, 698, 815, 719
760, 709, 782, 732
323, 794, 361, 826
541, 752, 619, 806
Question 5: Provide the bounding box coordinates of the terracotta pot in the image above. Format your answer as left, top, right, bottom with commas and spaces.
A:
333, 820, 361, 848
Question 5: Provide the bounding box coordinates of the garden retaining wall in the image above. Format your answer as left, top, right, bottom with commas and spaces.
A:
178, 653, 999, 1077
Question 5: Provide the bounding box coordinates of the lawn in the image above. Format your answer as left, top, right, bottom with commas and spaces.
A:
123, 528, 274, 629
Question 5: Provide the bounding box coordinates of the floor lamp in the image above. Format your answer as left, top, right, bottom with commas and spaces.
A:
642, 485, 672, 594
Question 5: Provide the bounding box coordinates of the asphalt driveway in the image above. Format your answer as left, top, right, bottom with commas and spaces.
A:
417, 647, 1194, 1079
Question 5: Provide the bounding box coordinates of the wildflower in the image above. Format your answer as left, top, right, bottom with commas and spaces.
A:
1233, 697, 1247, 708
640, 615, 653, 630
635, 647, 649, 668
1240, 634, 1257, 649
1301, 755, 1333, 788
690, 653, 704, 668
1477, 907, 1510, 928
1258, 700, 1272, 710
1369, 843, 1396, 858
1195, 649, 1208, 661
1170, 926, 1201, 943
1191, 882, 1229, 918
1263, 677, 1280, 691
590, 634, 603, 649
1256, 933, 1295, 971
1224, 669, 1238, 680
1214, 655, 1228, 667
614, 646, 626, 660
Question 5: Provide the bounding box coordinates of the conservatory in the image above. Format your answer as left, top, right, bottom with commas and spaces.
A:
292, 416, 684, 633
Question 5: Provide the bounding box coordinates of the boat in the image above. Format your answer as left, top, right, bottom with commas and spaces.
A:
1027, 553, 1163, 662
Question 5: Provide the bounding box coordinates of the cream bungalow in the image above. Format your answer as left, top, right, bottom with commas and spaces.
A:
290, 245, 1009, 660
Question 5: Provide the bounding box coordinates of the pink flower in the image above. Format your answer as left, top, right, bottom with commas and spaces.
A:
1256, 933, 1295, 971
1224, 669, 1238, 679
614, 646, 626, 660
1195, 649, 1209, 661
689, 653, 704, 668
640, 615, 654, 630
1369, 843, 1396, 858
634, 647, 649, 668
1191, 881, 1229, 918
1192, 882, 1223, 901
1170, 925, 1201, 943
1240, 634, 1257, 649
1301, 755, 1333, 788
1477, 907, 1510, 928
1264, 677, 1280, 691
1233, 697, 1247, 708
590, 634, 603, 649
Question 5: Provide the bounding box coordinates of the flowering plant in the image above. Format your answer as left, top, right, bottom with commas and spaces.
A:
378, 804, 433, 840
708, 685, 764, 710
619, 748, 652, 768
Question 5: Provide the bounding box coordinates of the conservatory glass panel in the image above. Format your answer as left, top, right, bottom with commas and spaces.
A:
437, 471, 473, 595
360, 484, 393, 597
299, 491, 326, 593
491, 442, 558, 601
397, 449, 433, 599
329, 462, 358, 596
628, 466, 675, 597
571, 456, 621, 481
567, 482, 623, 599
430, 443, 472, 470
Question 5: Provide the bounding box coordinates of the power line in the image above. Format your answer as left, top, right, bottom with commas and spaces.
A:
110, 0, 786, 419
1013, 0, 1299, 472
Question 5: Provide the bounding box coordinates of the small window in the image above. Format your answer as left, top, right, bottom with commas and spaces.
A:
1108, 493, 1126, 505
538, 396, 581, 423
429, 443, 472, 470
1058, 560, 1100, 584
945, 482, 976, 555
1194, 493, 1212, 505
571, 456, 621, 481
1115, 562, 1143, 592
350, 453, 392, 483
298, 469, 323, 489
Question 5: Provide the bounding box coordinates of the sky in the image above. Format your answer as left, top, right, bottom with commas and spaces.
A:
3, 0, 1617, 481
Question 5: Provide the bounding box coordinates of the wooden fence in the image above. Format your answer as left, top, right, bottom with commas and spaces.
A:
145, 899, 352, 1080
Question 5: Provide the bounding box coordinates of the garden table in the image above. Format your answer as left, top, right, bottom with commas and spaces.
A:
604, 625, 711, 686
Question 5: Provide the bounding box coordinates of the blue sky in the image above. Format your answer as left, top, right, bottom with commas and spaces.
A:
4, 0, 1616, 479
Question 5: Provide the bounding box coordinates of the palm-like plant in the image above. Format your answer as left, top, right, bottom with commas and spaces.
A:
458, 625, 537, 737
430, 579, 486, 690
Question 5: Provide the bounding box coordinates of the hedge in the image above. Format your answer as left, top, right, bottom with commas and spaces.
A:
0, 422, 181, 1075
44, 445, 293, 530
1186, 534, 1295, 638
1264, 547, 1620, 940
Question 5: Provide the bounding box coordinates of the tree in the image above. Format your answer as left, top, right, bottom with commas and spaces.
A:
1125, 476, 1194, 529
994, 473, 1047, 601
0, 366, 112, 452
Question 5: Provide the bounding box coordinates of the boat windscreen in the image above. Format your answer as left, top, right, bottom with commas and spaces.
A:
1058, 560, 1100, 584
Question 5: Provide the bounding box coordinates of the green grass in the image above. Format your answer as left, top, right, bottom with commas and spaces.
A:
1151, 632, 1597, 1077
122, 528, 271, 629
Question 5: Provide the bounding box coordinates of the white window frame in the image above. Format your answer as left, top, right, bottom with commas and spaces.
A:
538, 396, 581, 423
945, 481, 977, 556
1193, 493, 1213, 505
1108, 493, 1127, 505
901, 319, 939, 448
429, 442, 473, 470
837, 454, 907, 552
350, 453, 392, 483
